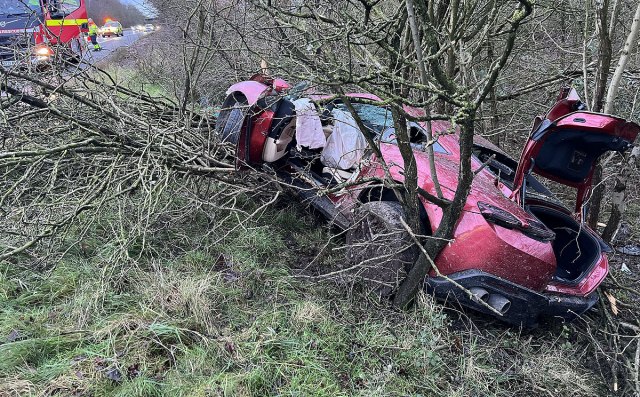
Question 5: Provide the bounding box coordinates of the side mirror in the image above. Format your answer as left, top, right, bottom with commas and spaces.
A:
81, 22, 88, 29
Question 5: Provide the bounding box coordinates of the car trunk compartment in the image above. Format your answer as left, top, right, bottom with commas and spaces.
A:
527, 205, 601, 284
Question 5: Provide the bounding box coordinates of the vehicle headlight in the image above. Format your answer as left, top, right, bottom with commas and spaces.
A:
34, 46, 53, 57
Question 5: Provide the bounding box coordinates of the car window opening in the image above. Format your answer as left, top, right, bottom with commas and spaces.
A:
254, 96, 453, 188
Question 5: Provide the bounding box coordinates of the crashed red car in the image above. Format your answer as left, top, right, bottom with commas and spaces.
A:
215, 75, 639, 327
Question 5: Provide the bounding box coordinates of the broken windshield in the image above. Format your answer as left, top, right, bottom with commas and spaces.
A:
333, 102, 448, 154
334, 103, 394, 136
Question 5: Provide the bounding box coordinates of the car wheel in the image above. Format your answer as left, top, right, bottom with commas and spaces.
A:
346, 201, 418, 296
215, 93, 247, 146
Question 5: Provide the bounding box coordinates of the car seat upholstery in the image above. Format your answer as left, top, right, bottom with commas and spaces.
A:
263, 119, 296, 162
269, 99, 295, 140
262, 99, 296, 162
293, 98, 326, 149
320, 109, 367, 171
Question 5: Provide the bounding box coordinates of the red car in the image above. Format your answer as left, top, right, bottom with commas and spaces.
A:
216, 75, 639, 327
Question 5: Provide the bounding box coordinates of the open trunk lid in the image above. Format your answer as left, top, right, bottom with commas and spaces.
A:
513, 88, 639, 213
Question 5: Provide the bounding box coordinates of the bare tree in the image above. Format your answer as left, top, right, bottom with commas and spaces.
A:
219, 0, 534, 307
86, 0, 147, 26
601, 1, 640, 242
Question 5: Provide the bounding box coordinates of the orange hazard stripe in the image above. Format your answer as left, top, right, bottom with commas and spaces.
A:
45, 19, 88, 26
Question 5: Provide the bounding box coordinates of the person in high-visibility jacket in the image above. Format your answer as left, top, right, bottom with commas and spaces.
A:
88, 19, 101, 51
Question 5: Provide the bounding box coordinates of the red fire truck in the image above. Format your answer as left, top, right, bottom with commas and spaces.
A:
0, 0, 88, 68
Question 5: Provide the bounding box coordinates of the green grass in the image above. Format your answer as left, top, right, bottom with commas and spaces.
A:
0, 188, 608, 396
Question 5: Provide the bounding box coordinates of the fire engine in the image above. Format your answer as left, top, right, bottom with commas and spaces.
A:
0, 0, 89, 68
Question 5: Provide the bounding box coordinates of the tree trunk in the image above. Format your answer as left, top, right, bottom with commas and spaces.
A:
602, 146, 640, 242
592, 0, 611, 113
404, 0, 443, 199
486, 39, 500, 145
394, 0, 532, 308
587, 163, 605, 229
604, 2, 640, 114
600, 2, 640, 241
394, 109, 477, 309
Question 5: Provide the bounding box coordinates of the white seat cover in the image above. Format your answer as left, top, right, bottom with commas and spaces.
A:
321, 109, 367, 170
293, 98, 325, 149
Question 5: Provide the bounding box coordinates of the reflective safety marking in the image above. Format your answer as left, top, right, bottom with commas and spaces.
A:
45, 19, 88, 27
0, 28, 38, 33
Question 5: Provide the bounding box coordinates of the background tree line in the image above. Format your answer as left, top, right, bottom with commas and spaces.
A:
86, 0, 147, 27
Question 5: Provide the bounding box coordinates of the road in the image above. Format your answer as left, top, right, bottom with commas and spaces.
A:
83, 29, 145, 64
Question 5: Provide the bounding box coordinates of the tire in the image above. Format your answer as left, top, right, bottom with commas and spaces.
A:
215, 93, 247, 145
346, 201, 418, 296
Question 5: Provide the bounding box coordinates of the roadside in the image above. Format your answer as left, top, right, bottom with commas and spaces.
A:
86, 28, 144, 65
0, 191, 607, 396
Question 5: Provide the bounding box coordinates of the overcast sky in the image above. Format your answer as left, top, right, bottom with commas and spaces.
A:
120, 0, 157, 16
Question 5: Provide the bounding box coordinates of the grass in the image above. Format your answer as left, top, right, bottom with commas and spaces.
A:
0, 187, 610, 396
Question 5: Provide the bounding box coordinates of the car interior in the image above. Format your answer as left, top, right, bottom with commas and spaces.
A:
260, 99, 371, 185
260, 98, 449, 186
527, 204, 600, 283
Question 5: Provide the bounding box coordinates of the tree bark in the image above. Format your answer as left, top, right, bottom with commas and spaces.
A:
593, 0, 611, 113
600, 2, 640, 241
394, 109, 477, 308
587, 163, 605, 229
394, 0, 533, 308
404, 0, 444, 199
486, 39, 500, 145
604, 2, 640, 114
602, 146, 640, 242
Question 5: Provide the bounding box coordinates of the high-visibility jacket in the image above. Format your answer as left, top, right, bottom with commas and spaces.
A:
88, 24, 99, 35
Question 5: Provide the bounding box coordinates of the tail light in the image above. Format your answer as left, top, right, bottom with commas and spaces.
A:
478, 202, 521, 228
523, 218, 556, 241
478, 202, 555, 242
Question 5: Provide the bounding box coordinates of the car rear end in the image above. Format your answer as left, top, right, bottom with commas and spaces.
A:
425, 198, 602, 327
100, 22, 122, 37
404, 144, 603, 327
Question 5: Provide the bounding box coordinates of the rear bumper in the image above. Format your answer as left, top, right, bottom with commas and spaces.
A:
426, 270, 598, 328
